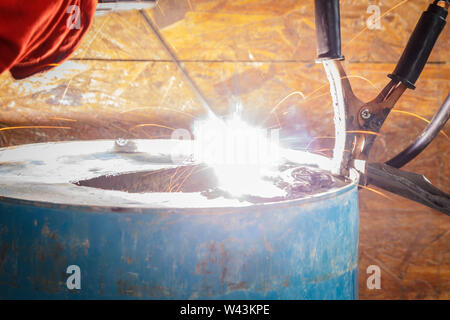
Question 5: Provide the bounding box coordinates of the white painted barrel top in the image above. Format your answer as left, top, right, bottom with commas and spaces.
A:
0, 139, 355, 209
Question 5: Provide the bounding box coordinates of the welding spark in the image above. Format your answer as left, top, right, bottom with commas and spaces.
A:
49, 117, 77, 122
391, 110, 449, 141
262, 91, 306, 127
344, 0, 410, 49
278, 75, 378, 114
263, 72, 379, 130
268, 91, 306, 116
359, 184, 393, 201
306, 136, 335, 150
346, 130, 381, 136
166, 166, 181, 192
303, 76, 381, 102
0, 126, 72, 132
167, 166, 199, 193
305, 131, 381, 156
120, 106, 196, 119
175, 165, 207, 193
168, 165, 191, 192
343, 75, 380, 91
131, 123, 176, 131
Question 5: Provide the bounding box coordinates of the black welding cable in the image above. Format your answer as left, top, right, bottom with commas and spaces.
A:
386, 93, 450, 168
366, 162, 450, 215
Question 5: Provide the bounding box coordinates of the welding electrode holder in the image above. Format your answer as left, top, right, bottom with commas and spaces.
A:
388, 1, 448, 89
311, 0, 449, 214
314, 0, 344, 61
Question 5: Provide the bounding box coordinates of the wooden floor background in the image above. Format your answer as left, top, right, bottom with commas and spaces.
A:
0, 0, 448, 299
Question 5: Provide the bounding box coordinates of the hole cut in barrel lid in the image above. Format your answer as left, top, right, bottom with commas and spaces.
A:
74, 162, 349, 204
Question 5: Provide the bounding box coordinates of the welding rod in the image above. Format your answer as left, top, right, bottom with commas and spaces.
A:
139, 10, 215, 116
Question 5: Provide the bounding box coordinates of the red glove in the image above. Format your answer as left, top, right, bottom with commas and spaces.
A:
0, 0, 97, 79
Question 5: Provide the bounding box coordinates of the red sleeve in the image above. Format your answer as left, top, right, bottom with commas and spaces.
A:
0, 0, 97, 79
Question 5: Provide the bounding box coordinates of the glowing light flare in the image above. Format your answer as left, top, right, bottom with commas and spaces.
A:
192, 109, 282, 197
391, 110, 449, 141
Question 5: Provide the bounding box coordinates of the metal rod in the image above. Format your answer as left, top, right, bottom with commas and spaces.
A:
96, 1, 157, 16
386, 93, 450, 168
139, 9, 215, 116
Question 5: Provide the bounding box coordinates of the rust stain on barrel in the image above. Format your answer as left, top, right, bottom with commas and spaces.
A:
229, 281, 248, 290
0, 244, 9, 270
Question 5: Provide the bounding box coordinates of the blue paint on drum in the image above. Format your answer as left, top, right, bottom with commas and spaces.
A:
0, 183, 359, 300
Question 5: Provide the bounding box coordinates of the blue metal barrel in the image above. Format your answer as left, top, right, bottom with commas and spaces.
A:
0, 140, 359, 299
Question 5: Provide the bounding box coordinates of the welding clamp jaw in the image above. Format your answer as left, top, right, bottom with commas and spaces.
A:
314, 0, 450, 214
